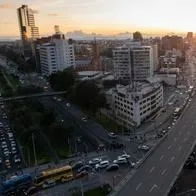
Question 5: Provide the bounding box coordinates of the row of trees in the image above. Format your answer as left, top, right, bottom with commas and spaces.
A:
7, 99, 73, 164
0, 46, 36, 72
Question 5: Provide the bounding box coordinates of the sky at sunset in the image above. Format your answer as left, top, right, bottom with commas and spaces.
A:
0, 0, 196, 37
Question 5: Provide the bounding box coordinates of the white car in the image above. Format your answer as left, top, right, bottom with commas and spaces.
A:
118, 154, 130, 159
89, 158, 102, 165
66, 103, 71, 107
113, 157, 127, 164
81, 117, 87, 122
138, 145, 150, 151
95, 160, 109, 169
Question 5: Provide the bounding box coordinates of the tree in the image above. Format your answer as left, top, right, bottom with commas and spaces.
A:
71, 80, 107, 113
49, 68, 76, 91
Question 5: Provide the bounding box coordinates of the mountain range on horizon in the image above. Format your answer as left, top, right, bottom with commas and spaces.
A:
0, 30, 187, 41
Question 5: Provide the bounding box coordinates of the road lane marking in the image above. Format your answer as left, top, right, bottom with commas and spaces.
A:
136, 183, 142, 191
160, 155, 164, 160
149, 166, 155, 174
168, 145, 172, 150
161, 169, 167, 176
170, 156, 175, 162
149, 184, 158, 192
178, 146, 182, 151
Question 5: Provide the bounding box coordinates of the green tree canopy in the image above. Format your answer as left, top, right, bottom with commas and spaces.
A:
71, 80, 107, 113
49, 68, 76, 91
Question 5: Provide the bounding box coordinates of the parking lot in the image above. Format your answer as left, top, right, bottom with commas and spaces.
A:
0, 102, 23, 177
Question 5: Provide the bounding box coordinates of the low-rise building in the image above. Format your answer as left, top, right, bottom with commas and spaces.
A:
106, 79, 163, 127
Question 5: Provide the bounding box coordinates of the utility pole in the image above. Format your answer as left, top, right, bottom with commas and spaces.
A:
32, 133, 37, 165
80, 180, 84, 196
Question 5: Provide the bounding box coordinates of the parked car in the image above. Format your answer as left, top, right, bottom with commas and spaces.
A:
118, 154, 130, 159
106, 164, 119, 171
138, 145, 150, 151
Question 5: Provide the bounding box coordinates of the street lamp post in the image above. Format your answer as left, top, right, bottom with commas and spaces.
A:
80, 180, 84, 196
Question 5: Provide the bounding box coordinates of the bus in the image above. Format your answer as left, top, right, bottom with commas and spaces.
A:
0, 174, 33, 195
173, 107, 181, 118
34, 165, 73, 187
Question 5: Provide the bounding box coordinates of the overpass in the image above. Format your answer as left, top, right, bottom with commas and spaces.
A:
111, 95, 196, 196
0, 91, 67, 102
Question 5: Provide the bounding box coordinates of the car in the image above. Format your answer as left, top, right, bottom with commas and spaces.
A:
12, 150, 17, 154
2, 144, 8, 149
42, 179, 56, 189
113, 157, 127, 164
95, 160, 109, 169
118, 154, 130, 159
14, 157, 21, 163
106, 164, 119, 171
75, 171, 88, 179
26, 186, 37, 195
138, 145, 150, 151
72, 161, 84, 170
81, 117, 87, 122
108, 132, 117, 139
162, 129, 167, 134
78, 165, 92, 173
66, 103, 71, 107
89, 158, 102, 165
172, 122, 175, 126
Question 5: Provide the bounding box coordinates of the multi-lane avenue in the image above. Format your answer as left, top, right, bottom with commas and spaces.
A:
112, 92, 196, 196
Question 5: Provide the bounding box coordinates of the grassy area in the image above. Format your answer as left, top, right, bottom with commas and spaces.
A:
94, 113, 122, 133
56, 147, 72, 159
72, 184, 112, 196
3, 71, 20, 90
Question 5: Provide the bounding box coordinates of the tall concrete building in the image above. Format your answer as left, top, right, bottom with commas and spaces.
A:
113, 42, 153, 81
17, 5, 39, 58
39, 33, 75, 76
151, 44, 159, 72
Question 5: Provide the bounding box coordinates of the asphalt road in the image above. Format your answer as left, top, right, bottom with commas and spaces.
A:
112, 92, 196, 196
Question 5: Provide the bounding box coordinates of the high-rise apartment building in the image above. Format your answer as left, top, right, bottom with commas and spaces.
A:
17, 5, 39, 40
151, 44, 159, 72
113, 42, 153, 81
17, 5, 39, 58
39, 33, 75, 76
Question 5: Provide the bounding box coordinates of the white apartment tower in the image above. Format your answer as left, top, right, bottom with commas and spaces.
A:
39, 34, 75, 76
113, 42, 153, 81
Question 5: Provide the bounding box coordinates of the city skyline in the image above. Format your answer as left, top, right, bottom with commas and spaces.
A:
0, 0, 196, 38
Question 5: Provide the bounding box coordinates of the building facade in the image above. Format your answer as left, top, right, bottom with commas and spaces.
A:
113, 42, 153, 81
108, 80, 163, 127
17, 5, 39, 59
39, 34, 75, 76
